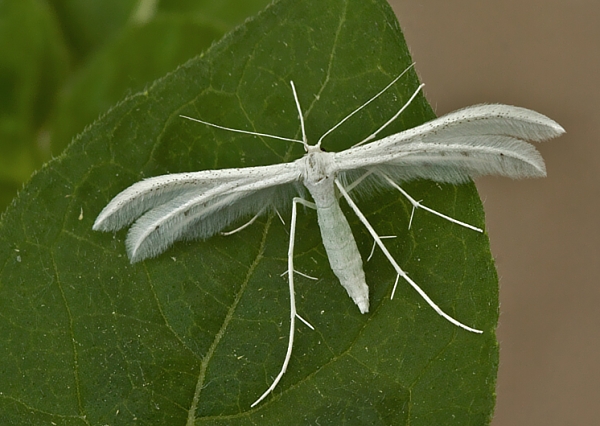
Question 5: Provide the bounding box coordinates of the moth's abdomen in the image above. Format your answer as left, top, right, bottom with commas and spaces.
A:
302, 151, 369, 313
315, 199, 369, 313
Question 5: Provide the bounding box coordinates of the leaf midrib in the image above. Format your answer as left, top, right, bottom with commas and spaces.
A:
185, 213, 275, 425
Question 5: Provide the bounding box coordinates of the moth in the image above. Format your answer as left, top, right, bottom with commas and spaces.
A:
93, 66, 564, 405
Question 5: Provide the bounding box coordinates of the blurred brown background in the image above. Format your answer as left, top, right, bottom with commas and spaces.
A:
389, 1, 599, 425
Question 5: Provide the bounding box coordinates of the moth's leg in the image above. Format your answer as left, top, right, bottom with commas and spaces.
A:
220, 208, 266, 236
335, 179, 483, 334
380, 173, 483, 233
277, 199, 317, 280
343, 170, 374, 194
251, 197, 314, 407
285, 197, 318, 329
344, 172, 399, 263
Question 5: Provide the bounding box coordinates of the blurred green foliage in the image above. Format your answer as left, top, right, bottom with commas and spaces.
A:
0, 0, 271, 212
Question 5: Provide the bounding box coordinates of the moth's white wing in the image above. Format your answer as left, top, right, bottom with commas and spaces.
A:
94, 162, 302, 262
93, 164, 298, 232
333, 104, 564, 189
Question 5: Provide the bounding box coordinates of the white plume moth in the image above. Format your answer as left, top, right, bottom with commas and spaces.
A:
93, 65, 564, 406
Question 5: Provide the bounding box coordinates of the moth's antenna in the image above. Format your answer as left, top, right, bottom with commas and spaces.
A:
317, 63, 416, 147
179, 115, 304, 145
290, 81, 309, 150
353, 83, 424, 147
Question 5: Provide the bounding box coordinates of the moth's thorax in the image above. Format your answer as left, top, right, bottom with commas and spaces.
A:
301, 147, 335, 183
300, 148, 337, 205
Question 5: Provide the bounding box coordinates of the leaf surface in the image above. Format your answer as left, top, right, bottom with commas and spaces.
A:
49, 16, 225, 155
0, 0, 498, 424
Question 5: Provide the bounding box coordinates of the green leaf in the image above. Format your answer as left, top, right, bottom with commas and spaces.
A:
0, 0, 70, 200
159, 0, 274, 30
49, 15, 225, 156
0, 0, 498, 424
